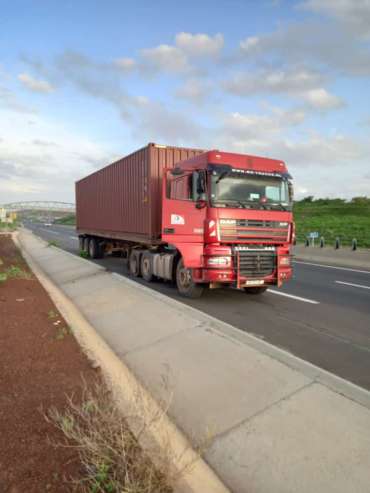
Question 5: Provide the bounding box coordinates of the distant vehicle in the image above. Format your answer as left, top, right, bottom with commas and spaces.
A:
44, 222, 53, 227
76, 143, 294, 298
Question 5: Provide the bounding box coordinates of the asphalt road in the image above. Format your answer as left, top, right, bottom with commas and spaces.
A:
24, 221, 370, 391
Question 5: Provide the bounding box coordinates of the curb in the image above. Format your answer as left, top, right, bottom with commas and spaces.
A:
14, 231, 230, 493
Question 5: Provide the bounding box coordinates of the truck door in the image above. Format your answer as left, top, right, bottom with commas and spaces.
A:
162, 170, 206, 244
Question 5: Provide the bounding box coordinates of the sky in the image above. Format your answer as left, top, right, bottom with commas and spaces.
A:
1, 0, 370, 203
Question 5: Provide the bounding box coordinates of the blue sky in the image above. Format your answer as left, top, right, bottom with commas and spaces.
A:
1, 0, 370, 202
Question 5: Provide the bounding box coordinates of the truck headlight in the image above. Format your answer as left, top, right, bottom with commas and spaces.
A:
206, 256, 231, 267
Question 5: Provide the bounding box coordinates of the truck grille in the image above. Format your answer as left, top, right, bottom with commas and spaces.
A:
220, 219, 289, 243
235, 249, 276, 278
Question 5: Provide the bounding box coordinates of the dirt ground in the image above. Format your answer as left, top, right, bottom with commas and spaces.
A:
0, 234, 98, 492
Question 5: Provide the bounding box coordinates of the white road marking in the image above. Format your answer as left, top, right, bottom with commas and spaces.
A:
294, 260, 370, 275
69, 235, 78, 240
268, 289, 320, 304
335, 280, 370, 290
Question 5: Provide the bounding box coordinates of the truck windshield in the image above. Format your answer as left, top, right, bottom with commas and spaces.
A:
210, 172, 292, 210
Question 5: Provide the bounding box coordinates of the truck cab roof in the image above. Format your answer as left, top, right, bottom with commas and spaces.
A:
175, 150, 289, 176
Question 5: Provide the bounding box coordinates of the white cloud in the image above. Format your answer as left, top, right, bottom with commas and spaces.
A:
0, 111, 113, 203
18, 73, 54, 93
240, 36, 260, 53
140, 44, 190, 74
140, 32, 224, 75
113, 57, 136, 72
300, 88, 344, 110
224, 67, 325, 95
175, 78, 211, 104
238, 21, 370, 76
300, 0, 370, 39
175, 32, 224, 57
131, 100, 203, 145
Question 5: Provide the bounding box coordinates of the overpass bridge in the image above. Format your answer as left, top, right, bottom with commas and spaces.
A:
0, 201, 75, 213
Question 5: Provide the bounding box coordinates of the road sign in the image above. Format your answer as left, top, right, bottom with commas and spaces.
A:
309, 231, 319, 239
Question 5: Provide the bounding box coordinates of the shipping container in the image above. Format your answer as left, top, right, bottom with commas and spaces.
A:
76, 143, 204, 243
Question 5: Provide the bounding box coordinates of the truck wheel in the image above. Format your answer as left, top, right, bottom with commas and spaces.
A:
243, 286, 268, 295
88, 238, 101, 259
141, 252, 155, 282
129, 250, 140, 277
176, 259, 204, 298
79, 236, 86, 252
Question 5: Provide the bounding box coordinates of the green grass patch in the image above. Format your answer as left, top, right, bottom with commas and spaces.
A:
5, 265, 33, 280
79, 249, 89, 258
47, 240, 59, 248
48, 310, 58, 319
0, 221, 18, 231
55, 326, 72, 340
294, 197, 370, 248
54, 214, 76, 225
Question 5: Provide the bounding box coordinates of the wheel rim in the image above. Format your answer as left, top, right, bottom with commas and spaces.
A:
179, 266, 192, 289
142, 258, 150, 277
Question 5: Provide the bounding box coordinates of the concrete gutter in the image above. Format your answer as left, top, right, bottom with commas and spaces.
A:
17, 229, 370, 493
294, 245, 370, 270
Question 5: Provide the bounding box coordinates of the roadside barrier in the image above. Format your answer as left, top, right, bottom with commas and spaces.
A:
297, 235, 366, 251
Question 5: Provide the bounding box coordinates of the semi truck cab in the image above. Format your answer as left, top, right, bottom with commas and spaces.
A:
160, 150, 294, 297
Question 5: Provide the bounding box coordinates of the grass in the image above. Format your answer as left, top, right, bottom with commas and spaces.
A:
54, 214, 76, 226
55, 326, 72, 341
79, 250, 89, 258
47, 240, 59, 248
0, 221, 18, 231
5, 265, 33, 280
294, 197, 370, 248
48, 310, 58, 319
47, 381, 176, 493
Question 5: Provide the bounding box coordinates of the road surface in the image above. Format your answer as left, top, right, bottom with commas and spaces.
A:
24, 221, 370, 391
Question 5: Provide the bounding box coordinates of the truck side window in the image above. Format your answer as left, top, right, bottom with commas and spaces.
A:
167, 174, 193, 201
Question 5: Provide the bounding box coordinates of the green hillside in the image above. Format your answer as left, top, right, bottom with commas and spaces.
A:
294, 197, 370, 248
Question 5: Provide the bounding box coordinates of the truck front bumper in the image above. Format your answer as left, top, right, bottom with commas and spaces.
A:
193, 245, 293, 288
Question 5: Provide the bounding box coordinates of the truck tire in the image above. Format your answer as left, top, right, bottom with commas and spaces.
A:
129, 250, 140, 277
243, 286, 268, 295
141, 251, 155, 282
79, 236, 86, 252
176, 258, 204, 298
88, 237, 101, 259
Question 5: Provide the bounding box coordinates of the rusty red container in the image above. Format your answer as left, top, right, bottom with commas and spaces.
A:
75, 143, 204, 243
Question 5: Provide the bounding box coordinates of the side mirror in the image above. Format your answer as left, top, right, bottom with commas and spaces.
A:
171, 167, 184, 176
288, 181, 294, 202
193, 171, 207, 202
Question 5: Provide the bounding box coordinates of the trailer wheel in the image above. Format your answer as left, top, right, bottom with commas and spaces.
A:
79, 236, 86, 252
141, 251, 155, 282
243, 286, 268, 295
88, 238, 101, 259
129, 250, 140, 277
176, 258, 204, 298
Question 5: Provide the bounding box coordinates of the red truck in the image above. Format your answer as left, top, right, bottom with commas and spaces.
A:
76, 143, 294, 298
